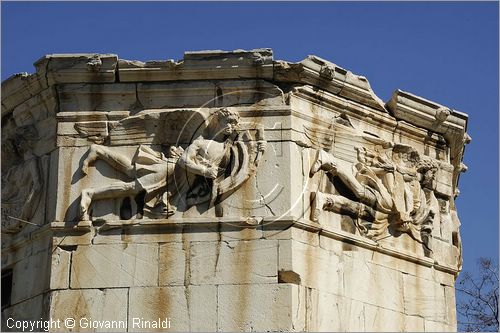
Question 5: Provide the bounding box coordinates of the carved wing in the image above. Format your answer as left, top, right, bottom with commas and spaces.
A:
304, 120, 393, 163
74, 121, 109, 144
303, 124, 336, 150
76, 109, 209, 146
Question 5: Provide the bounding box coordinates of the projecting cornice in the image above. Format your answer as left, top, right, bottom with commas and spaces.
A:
2, 49, 469, 157
2, 49, 461, 120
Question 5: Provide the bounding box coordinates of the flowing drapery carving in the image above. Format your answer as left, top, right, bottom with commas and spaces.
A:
305, 119, 447, 252
1, 124, 44, 233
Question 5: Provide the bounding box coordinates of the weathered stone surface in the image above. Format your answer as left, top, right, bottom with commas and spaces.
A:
128, 285, 216, 332
11, 249, 50, 304
57, 83, 137, 112
343, 258, 404, 312
70, 244, 158, 288
35, 54, 118, 85
49, 247, 71, 290
137, 79, 284, 110
1, 239, 33, 268
2, 49, 469, 332
189, 240, 278, 285
403, 274, 447, 322
444, 285, 458, 326
119, 48, 273, 82
50, 288, 128, 332
159, 242, 186, 286
1, 73, 48, 113
1, 294, 47, 332
263, 221, 320, 247
305, 290, 365, 331
279, 239, 343, 295
217, 283, 297, 331
275, 55, 386, 111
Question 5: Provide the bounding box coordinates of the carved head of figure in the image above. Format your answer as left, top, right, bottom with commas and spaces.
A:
417, 156, 439, 189
438, 198, 450, 214
391, 145, 420, 169
207, 108, 241, 140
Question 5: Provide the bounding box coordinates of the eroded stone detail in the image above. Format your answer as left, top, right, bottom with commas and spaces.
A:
306, 121, 456, 255
1, 119, 44, 233
1, 49, 469, 332
77, 108, 267, 221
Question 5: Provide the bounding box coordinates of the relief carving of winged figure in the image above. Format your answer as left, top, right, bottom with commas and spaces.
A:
304, 116, 439, 251
75, 108, 266, 221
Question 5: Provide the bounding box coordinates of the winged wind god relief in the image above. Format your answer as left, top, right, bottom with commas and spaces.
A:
1, 116, 45, 234
74, 108, 267, 221
304, 116, 451, 254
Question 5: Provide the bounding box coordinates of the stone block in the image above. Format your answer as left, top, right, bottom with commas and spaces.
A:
1, 73, 47, 112
220, 225, 263, 242
1, 242, 32, 268
370, 249, 425, 276
190, 240, 278, 285
49, 247, 71, 290
444, 285, 457, 325
53, 230, 93, 246
217, 283, 297, 331
93, 225, 183, 244
128, 285, 216, 332
403, 274, 447, 322
317, 232, 347, 254
342, 258, 404, 312
363, 303, 405, 331
57, 83, 136, 112
278, 239, 343, 295
36, 54, 118, 85
119, 49, 273, 82
159, 242, 186, 286
306, 290, 365, 331
378, 232, 427, 258
404, 315, 426, 331
433, 239, 460, 269
220, 140, 291, 220
11, 249, 50, 304
137, 79, 282, 110
70, 244, 158, 288
424, 320, 455, 332
1, 294, 47, 332
433, 269, 455, 287
50, 288, 128, 332
264, 223, 320, 247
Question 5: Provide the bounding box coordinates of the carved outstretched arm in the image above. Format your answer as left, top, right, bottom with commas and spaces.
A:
177, 139, 218, 179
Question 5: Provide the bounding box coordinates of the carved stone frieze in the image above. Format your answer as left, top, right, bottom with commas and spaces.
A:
76, 108, 266, 221
305, 119, 459, 257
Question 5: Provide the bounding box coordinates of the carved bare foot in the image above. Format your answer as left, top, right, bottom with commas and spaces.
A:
310, 150, 324, 176
322, 161, 337, 175
310, 192, 326, 222
79, 189, 93, 221
310, 150, 337, 176
81, 145, 99, 175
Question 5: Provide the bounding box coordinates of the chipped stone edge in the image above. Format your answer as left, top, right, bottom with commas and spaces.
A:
3, 49, 466, 128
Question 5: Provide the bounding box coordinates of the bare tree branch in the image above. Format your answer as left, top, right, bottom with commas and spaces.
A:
456, 257, 499, 332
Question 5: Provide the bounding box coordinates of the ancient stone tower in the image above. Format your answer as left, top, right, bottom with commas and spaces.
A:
2, 49, 469, 331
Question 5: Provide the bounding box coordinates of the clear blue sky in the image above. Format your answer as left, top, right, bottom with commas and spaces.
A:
2, 2, 498, 274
